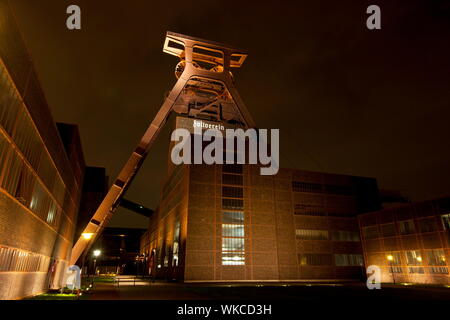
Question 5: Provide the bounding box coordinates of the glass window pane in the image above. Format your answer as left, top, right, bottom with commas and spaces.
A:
222, 238, 245, 252
295, 229, 328, 240
222, 224, 244, 238
222, 211, 244, 224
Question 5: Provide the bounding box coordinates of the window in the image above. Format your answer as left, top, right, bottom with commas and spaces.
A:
222, 225, 245, 266
426, 249, 446, 266
13, 110, 43, 172
222, 198, 243, 210
222, 166, 244, 265
387, 252, 402, 265
363, 226, 379, 239
223, 211, 244, 224
222, 174, 243, 186
429, 267, 449, 274
36, 152, 56, 191
292, 181, 322, 193
30, 181, 51, 221
298, 254, 332, 266
381, 223, 396, 237
222, 186, 243, 198
46, 200, 57, 225
398, 220, 415, 235
1, 145, 22, 195
294, 204, 326, 216
387, 252, 403, 273
0, 69, 20, 135
295, 229, 328, 240
222, 224, 244, 238
334, 254, 363, 266
222, 252, 245, 265
405, 250, 423, 265
0, 246, 50, 272
441, 214, 450, 231
15, 165, 35, 205
330, 230, 360, 242
418, 217, 437, 233
405, 250, 424, 274
294, 210, 326, 217
427, 249, 449, 274
222, 237, 245, 251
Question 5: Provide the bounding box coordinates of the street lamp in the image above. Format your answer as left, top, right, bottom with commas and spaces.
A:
93, 250, 101, 277
386, 254, 395, 284
81, 233, 95, 278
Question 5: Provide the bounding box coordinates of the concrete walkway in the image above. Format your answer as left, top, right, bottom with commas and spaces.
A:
86, 279, 450, 301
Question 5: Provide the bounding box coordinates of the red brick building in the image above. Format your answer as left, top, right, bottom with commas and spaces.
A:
140, 117, 381, 282
359, 197, 450, 285
0, 2, 85, 299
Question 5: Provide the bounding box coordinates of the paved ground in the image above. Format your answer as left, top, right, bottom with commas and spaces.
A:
86, 278, 450, 301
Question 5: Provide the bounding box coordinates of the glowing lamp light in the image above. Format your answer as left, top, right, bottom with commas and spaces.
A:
82, 233, 94, 240
93, 249, 101, 257
416, 256, 422, 262
386, 255, 394, 261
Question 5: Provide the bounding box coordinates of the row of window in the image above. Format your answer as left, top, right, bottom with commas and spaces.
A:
295, 229, 360, 242
0, 246, 51, 272
389, 266, 448, 275
222, 165, 245, 265
363, 216, 448, 239
299, 253, 363, 266
292, 181, 355, 196
0, 133, 62, 227
386, 249, 447, 267
0, 62, 77, 231
294, 204, 357, 217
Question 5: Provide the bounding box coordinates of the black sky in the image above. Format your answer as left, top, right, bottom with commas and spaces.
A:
9, 0, 450, 228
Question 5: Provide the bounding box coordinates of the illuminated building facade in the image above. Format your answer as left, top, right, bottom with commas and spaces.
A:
359, 197, 450, 285
0, 2, 84, 299
140, 117, 381, 282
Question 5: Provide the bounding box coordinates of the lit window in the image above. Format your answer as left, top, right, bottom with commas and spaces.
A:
222, 211, 244, 224
386, 252, 403, 273
330, 230, 360, 242
405, 250, 424, 274
426, 249, 447, 266
298, 254, 332, 266
295, 229, 328, 240
222, 253, 245, 265
380, 223, 396, 237
441, 214, 450, 231
418, 217, 437, 233
363, 226, 379, 239
334, 254, 363, 266
222, 224, 244, 238
398, 220, 415, 235
222, 198, 243, 210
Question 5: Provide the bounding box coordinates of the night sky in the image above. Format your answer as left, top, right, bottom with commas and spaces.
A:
9, 0, 450, 228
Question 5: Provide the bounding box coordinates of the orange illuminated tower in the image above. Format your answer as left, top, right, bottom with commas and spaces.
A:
70, 32, 255, 264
